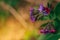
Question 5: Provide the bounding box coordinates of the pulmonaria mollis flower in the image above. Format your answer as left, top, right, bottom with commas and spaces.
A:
30, 7, 40, 22
43, 11, 48, 15
38, 4, 44, 12
30, 4, 51, 22
40, 27, 50, 34
44, 7, 50, 14
30, 7, 36, 22
43, 7, 50, 15
38, 4, 50, 16
30, 7, 34, 15
39, 23, 56, 34
30, 16, 35, 22
50, 28, 56, 33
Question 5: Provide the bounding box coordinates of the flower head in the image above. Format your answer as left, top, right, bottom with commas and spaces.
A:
38, 4, 44, 12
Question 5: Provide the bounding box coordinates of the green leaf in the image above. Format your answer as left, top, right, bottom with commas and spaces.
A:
4, 0, 19, 9
40, 22, 48, 27
54, 2, 60, 20
39, 15, 50, 20
49, 10, 56, 20
46, 34, 60, 40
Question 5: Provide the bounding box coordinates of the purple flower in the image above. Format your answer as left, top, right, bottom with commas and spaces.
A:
30, 7, 34, 16
38, 4, 44, 12
44, 29, 49, 34
50, 28, 56, 33
30, 7, 36, 22
30, 16, 35, 22
43, 11, 48, 16
40, 29, 45, 33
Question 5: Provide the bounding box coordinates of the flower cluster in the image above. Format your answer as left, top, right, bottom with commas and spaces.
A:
30, 4, 50, 22
40, 23, 56, 34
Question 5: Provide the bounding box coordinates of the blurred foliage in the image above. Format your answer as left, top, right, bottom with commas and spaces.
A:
54, 2, 60, 20
3, 0, 30, 9
0, 6, 10, 19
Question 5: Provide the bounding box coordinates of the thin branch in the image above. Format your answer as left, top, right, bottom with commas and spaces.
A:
0, 2, 28, 29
